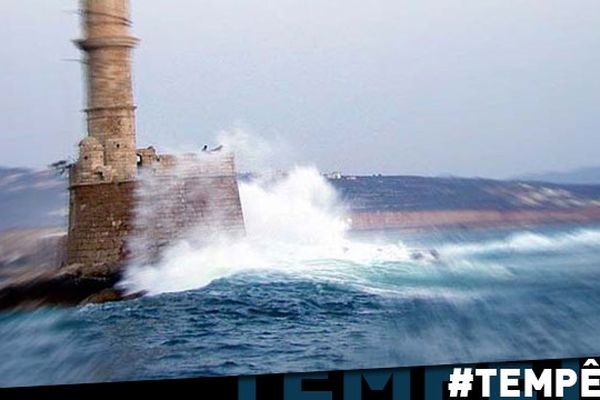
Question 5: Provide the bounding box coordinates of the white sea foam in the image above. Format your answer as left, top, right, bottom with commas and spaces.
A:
440, 228, 600, 258
122, 166, 413, 295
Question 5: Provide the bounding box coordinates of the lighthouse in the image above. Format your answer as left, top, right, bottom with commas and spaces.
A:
76, 0, 139, 183
66, 0, 245, 268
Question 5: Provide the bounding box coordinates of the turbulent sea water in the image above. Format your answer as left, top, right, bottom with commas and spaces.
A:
1, 168, 600, 387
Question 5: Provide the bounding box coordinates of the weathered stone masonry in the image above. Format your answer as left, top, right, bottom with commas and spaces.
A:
66, 0, 245, 266
67, 182, 135, 265
130, 152, 246, 263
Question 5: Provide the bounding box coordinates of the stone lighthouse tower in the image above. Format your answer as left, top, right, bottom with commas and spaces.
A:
78, 0, 138, 182
66, 0, 140, 265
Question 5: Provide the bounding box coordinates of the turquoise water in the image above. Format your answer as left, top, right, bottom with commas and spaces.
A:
1, 224, 599, 387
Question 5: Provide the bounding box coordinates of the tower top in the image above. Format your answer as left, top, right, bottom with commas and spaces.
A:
82, 0, 131, 22
76, 0, 138, 51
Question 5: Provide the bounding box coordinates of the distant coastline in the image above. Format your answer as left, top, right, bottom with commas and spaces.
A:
349, 206, 600, 231
3, 167, 600, 232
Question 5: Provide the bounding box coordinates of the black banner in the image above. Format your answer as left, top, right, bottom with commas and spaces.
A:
3, 356, 600, 400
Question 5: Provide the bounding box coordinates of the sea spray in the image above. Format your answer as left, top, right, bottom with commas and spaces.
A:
121, 166, 412, 295
121, 160, 600, 297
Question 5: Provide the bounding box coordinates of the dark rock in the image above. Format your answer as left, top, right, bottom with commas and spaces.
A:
0, 262, 130, 310
81, 288, 145, 305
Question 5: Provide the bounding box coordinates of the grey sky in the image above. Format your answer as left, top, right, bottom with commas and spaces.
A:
1, 0, 599, 178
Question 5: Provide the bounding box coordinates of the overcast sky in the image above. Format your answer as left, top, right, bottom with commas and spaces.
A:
1, 0, 599, 178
